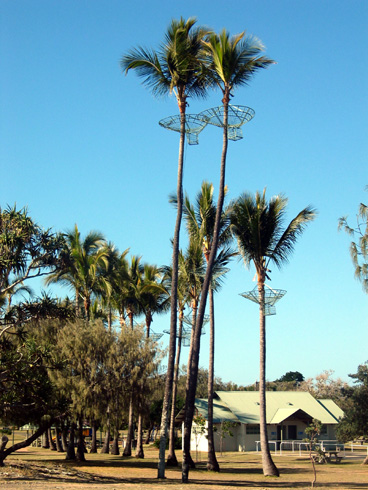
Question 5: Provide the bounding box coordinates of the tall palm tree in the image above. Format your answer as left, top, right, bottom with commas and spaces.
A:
135, 264, 169, 459
230, 189, 316, 476
182, 181, 234, 472
165, 256, 189, 466
121, 17, 211, 478
181, 32, 273, 482
45, 225, 107, 320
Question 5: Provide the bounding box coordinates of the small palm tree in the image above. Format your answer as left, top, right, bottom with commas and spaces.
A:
45, 225, 107, 320
139, 264, 170, 338
230, 189, 316, 477
121, 17, 211, 478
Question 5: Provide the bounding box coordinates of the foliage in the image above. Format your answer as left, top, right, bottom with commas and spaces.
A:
336, 362, 368, 447
338, 188, 368, 293
304, 419, 323, 488
277, 371, 305, 384
153, 436, 182, 450
214, 420, 238, 455
0, 299, 73, 429
0, 205, 64, 319
0, 323, 60, 426
298, 370, 349, 405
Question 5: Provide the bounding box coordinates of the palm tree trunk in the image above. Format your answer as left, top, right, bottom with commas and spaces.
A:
182, 100, 229, 483
157, 110, 186, 479
108, 307, 112, 332
207, 286, 219, 472
167, 311, 184, 466
75, 287, 81, 318
123, 393, 134, 456
145, 312, 152, 338
258, 280, 279, 476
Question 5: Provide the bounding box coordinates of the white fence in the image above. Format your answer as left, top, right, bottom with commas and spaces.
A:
256, 440, 345, 456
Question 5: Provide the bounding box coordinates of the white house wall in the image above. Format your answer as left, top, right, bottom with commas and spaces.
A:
189, 420, 338, 453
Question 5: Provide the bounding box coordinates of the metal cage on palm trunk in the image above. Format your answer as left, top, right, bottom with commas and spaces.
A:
198, 105, 255, 141
240, 285, 286, 316
158, 114, 209, 145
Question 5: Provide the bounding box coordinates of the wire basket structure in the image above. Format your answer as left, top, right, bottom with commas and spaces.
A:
163, 313, 207, 347
150, 330, 164, 342
240, 285, 286, 316
198, 105, 255, 141
159, 114, 209, 145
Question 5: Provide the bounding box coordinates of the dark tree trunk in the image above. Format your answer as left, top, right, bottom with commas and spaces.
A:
42, 427, 50, 448
55, 426, 64, 452
167, 311, 184, 467
66, 424, 76, 460
76, 417, 86, 462
90, 421, 98, 453
207, 287, 220, 472
258, 279, 279, 476
182, 102, 229, 484
123, 393, 134, 456
0, 420, 54, 466
157, 110, 186, 479
61, 426, 68, 452
101, 428, 110, 454
48, 427, 57, 451
145, 426, 153, 445
111, 430, 120, 455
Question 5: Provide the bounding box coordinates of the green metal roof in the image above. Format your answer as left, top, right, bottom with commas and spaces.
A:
195, 391, 343, 425
317, 399, 345, 422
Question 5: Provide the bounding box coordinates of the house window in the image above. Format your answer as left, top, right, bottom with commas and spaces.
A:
320, 425, 328, 436
247, 425, 260, 435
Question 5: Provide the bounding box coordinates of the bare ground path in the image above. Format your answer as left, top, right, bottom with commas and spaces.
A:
0, 446, 367, 489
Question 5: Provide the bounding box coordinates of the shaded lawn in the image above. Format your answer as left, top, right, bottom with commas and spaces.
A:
2, 445, 367, 489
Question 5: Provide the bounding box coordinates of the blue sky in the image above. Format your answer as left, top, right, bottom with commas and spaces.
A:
1, 0, 367, 386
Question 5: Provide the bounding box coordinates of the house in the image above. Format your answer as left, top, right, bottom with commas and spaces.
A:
182, 391, 344, 453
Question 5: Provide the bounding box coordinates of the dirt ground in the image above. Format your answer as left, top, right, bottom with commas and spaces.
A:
0, 445, 367, 490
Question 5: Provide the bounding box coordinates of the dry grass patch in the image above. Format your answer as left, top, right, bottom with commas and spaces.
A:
1, 444, 367, 489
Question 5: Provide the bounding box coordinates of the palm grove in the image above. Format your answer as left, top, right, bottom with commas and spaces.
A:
1, 15, 364, 482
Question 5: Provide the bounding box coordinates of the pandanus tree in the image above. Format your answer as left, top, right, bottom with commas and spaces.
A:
121, 17, 211, 478
182, 181, 234, 471
181, 30, 274, 482
230, 189, 316, 476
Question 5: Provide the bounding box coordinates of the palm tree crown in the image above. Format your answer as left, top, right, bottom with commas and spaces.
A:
121, 17, 210, 112
230, 189, 316, 277
203, 29, 274, 103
